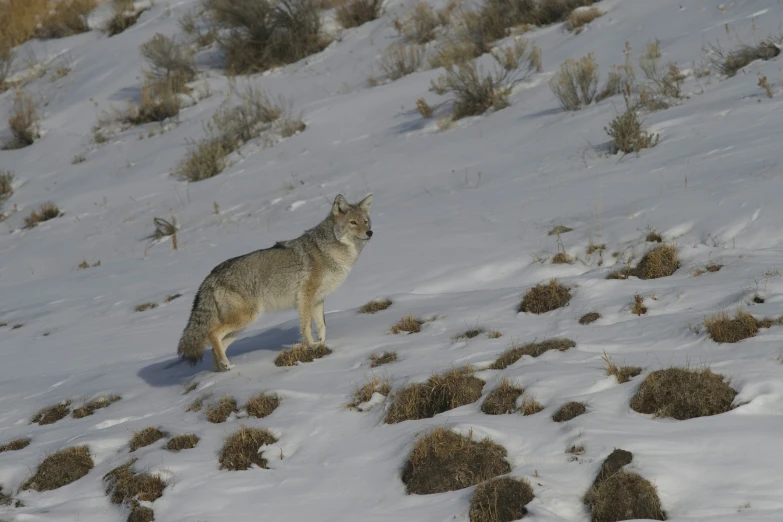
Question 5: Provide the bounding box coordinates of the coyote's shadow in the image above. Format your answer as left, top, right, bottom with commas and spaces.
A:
136, 325, 300, 387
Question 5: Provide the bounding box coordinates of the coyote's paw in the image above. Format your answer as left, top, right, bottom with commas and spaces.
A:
214, 358, 232, 372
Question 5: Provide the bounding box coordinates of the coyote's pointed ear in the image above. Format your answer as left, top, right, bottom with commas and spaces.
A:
358, 194, 373, 212
332, 194, 350, 216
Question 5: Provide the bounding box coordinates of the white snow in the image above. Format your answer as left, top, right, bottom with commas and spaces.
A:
2, 0, 783, 521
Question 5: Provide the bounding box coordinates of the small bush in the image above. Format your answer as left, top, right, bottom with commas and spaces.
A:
549, 54, 599, 110
481, 378, 524, 415
204, 0, 327, 74
358, 298, 392, 314
106, 0, 148, 36
274, 344, 332, 366
709, 38, 782, 77
348, 375, 391, 408
205, 395, 238, 423
72, 395, 121, 418
519, 279, 571, 314
631, 294, 647, 316
176, 136, 228, 182
165, 434, 200, 451
402, 428, 511, 494
491, 338, 575, 369
390, 314, 424, 334
246, 392, 281, 418
552, 401, 586, 422
634, 244, 678, 280
377, 43, 423, 82
219, 425, 278, 470
601, 352, 642, 384
0, 170, 15, 199
469, 477, 535, 522
395, 1, 441, 44
122, 78, 181, 125
579, 312, 600, 324
6, 89, 40, 149
369, 351, 398, 367
704, 310, 764, 343
639, 43, 684, 99
336, 0, 383, 28
0, 437, 31, 453
31, 401, 72, 425
630, 367, 736, 420
140, 33, 196, 93
566, 6, 601, 32
21, 446, 94, 491
385, 367, 484, 423
36, 0, 98, 39
129, 427, 167, 451
605, 107, 659, 155
23, 201, 62, 229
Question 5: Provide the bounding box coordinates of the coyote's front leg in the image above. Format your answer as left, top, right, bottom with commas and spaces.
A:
313, 300, 326, 346
297, 292, 317, 348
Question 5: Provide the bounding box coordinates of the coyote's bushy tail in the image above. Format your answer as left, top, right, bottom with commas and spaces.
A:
177, 292, 212, 365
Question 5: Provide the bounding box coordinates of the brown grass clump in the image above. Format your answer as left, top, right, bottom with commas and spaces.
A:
635, 244, 678, 280
23, 201, 62, 229
645, 230, 663, 242
481, 378, 524, 415
631, 294, 647, 316
37, 0, 99, 39
369, 351, 398, 367
165, 434, 200, 451
205, 395, 239, 423
128, 505, 155, 522
488, 330, 502, 338
454, 327, 485, 340
385, 367, 484, 423
390, 314, 425, 334
0, 437, 31, 453
219, 425, 278, 470
552, 401, 586, 422
106, 0, 147, 36
394, 1, 443, 44
708, 38, 781, 77
122, 78, 181, 125
469, 476, 535, 522
246, 392, 281, 418
519, 395, 544, 415
552, 252, 572, 264
630, 367, 736, 420
358, 298, 393, 314
704, 310, 763, 343
0, 170, 14, 199
31, 401, 72, 425
579, 312, 600, 325
605, 106, 659, 155
549, 54, 599, 110
135, 302, 158, 312
186, 392, 212, 412
274, 344, 332, 366
348, 375, 391, 408
519, 279, 571, 314
72, 395, 121, 418
601, 352, 642, 384
402, 428, 511, 495
103, 458, 166, 522
566, 6, 601, 32
21, 445, 94, 491
491, 338, 575, 370
129, 427, 167, 452
376, 42, 423, 82
6, 90, 40, 149
335, 0, 382, 28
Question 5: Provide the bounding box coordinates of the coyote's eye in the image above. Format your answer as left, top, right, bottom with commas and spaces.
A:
350, 220, 357, 225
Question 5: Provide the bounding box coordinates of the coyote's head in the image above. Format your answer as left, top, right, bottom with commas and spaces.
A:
331, 194, 373, 243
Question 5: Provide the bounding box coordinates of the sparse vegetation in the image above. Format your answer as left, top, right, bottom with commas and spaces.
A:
106, 0, 149, 36
579, 312, 600, 325
205, 395, 239, 423
31, 401, 72, 425
348, 375, 391, 408
453, 327, 485, 340
0, 170, 14, 199
487, 330, 502, 338
369, 351, 398, 367
140, 32, 196, 94
21, 445, 94, 491
609, 244, 678, 280
605, 104, 659, 155
519, 279, 572, 314
601, 351, 642, 384
219, 425, 278, 470
491, 338, 575, 369
165, 434, 200, 451
359, 298, 392, 314
552, 401, 586, 422
246, 392, 281, 418
390, 314, 425, 334
394, 1, 443, 44
481, 378, 524, 415
552, 252, 572, 264
630, 367, 736, 420
708, 38, 782, 77
104, 458, 166, 522
274, 344, 332, 366
566, 6, 601, 32
0, 47, 12, 91
0, 437, 31, 453
631, 294, 647, 316
23, 202, 62, 229
704, 310, 764, 343
385, 367, 484, 423
639, 41, 684, 99
72, 395, 121, 418
549, 53, 599, 110
646, 230, 663, 242
402, 428, 511, 495
336, 0, 383, 28
469, 477, 535, 522
186, 392, 212, 412
376, 43, 424, 82
129, 427, 167, 451
6, 89, 40, 149
135, 302, 158, 312
38, 0, 99, 39
519, 394, 544, 415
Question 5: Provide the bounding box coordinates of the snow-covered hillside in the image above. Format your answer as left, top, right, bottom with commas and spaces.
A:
2, 0, 783, 520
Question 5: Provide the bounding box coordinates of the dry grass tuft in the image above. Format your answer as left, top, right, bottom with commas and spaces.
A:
31, 401, 72, 425
631, 294, 647, 316
645, 231, 663, 242
402, 428, 510, 494
141, 33, 196, 92
469, 476, 535, 522
274, 344, 332, 366
385, 367, 484, 423
72, 395, 121, 418
549, 53, 599, 110
106, 0, 148, 36
129, 427, 167, 451
708, 38, 781, 77
6, 90, 40, 149
390, 314, 425, 334
491, 338, 575, 370
453, 327, 485, 340
0, 437, 31, 453
552, 401, 586, 422
394, 1, 443, 44
103, 458, 166, 521
634, 244, 679, 280
630, 367, 736, 420
567, 444, 585, 456
552, 252, 572, 264
23, 201, 62, 229
0, 170, 14, 199
358, 298, 392, 314
488, 330, 502, 339
704, 310, 764, 343
601, 352, 642, 384
519, 279, 571, 314
377, 42, 423, 82
219, 425, 278, 470
135, 302, 158, 312
519, 395, 544, 415
348, 375, 391, 408
369, 351, 398, 367
186, 392, 212, 412
566, 6, 601, 32
336, 0, 382, 28
481, 378, 524, 415
246, 392, 281, 418
22, 445, 94, 491
579, 312, 600, 324
165, 434, 200, 451
128, 505, 155, 522
37, 0, 98, 39
205, 395, 239, 423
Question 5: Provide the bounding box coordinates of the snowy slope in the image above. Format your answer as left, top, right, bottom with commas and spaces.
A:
2, 0, 783, 520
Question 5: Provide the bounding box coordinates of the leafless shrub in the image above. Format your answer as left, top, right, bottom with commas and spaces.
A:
5, 89, 40, 149
708, 37, 782, 77
470, 477, 534, 522
140, 33, 197, 94
219, 425, 278, 470
0, 170, 14, 199
24, 202, 62, 229
605, 102, 659, 154
106, 0, 149, 36
36, 0, 98, 39
638, 40, 684, 99
377, 43, 423, 82
0, 46, 13, 91
549, 53, 599, 110
395, 1, 442, 44
336, 0, 383, 28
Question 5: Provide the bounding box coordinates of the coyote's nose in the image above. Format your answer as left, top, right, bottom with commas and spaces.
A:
366, 230, 373, 238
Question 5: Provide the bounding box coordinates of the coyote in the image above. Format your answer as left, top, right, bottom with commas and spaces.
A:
178, 194, 373, 371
